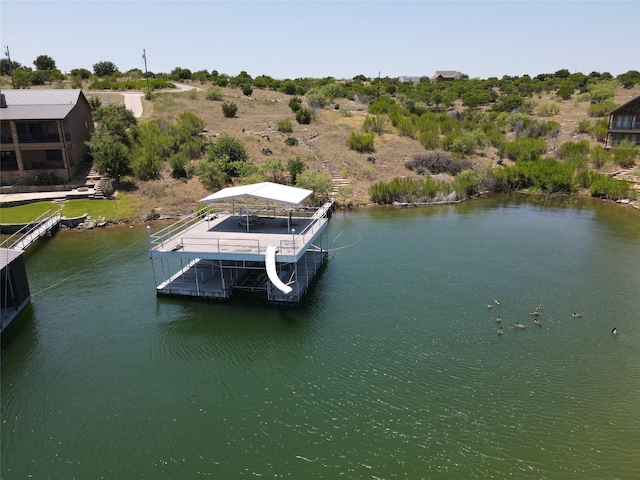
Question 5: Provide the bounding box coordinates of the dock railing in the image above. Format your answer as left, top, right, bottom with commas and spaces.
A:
149, 201, 333, 256
0, 208, 62, 251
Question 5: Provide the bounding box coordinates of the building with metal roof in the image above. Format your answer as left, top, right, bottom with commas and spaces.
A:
0, 89, 94, 184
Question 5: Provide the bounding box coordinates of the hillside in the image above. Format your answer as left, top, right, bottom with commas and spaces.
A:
116, 80, 638, 215
6, 74, 640, 217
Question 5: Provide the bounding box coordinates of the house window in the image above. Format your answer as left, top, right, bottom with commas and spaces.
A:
613, 115, 631, 129
45, 150, 64, 168
0, 150, 18, 171
16, 123, 59, 143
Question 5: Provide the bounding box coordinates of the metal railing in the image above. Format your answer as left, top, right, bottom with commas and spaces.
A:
0, 208, 62, 250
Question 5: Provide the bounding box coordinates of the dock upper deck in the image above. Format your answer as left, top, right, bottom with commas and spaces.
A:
149, 205, 331, 263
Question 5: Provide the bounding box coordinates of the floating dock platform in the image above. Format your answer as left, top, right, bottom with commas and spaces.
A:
148, 183, 334, 305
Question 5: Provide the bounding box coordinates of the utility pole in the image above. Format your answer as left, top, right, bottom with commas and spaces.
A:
377, 70, 381, 99
4, 46, 15, 89
142, 49, 149, 91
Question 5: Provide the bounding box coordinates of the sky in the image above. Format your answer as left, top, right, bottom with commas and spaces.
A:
2, 0, 639, 80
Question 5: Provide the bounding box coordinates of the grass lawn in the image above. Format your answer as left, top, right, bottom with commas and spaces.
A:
0, 199, 119, 224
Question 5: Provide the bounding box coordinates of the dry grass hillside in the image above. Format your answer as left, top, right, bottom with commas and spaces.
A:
85, 81, 640, 216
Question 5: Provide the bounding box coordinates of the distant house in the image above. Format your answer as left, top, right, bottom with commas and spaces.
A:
605, 95, 640, 148
398, 76, 422, 83
431, 71, 464, 82
0, 89, 94, 184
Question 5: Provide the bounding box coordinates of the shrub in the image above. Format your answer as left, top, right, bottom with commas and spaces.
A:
205, 86, 223, 101
575, 119, 592, 134
588, 100, 617, 117
347, 132, 375, 153
534, 101, 561, 117
287, 157, 305, 184
261, 148, 273, 156
284, 137, 298, 147
222, 101, 238, 118
593, 118, 609, 142
368, 176, 453, 204
448, 130, 486, 155
612, 140, 639, 167
362, 115, 387, 135
88, 96, 102, 110
277, 119, 293, 133
590, 145, 610, 169
405, 152, 472, 176
590, 174, 632, 200
288, 96, 302, 112
504, 137, 547, 162
306, 89, 330, 108
241, 83, 253, 97
395, 117, 416, 138
295, 108, 312, 124
169, 153, 190, 179
419, 131, 439, 150
556, 140, 590, 160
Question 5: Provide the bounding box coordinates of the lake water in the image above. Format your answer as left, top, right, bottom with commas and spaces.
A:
2, 195, 639, 479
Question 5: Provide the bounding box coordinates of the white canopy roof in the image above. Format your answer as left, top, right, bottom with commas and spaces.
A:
199, 182, 313, 206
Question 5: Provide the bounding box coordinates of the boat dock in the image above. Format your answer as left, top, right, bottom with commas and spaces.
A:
148, 183, 334, 305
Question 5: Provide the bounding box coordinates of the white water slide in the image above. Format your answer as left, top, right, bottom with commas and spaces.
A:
265, 245, 292, 294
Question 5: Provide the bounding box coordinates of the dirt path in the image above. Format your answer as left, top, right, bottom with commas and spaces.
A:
121, 83, 200, 118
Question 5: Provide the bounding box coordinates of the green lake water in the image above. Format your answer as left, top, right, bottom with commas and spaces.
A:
2, 195, 639, 479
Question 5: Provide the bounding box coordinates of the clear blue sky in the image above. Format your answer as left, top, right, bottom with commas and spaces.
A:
2, 0, 639, 80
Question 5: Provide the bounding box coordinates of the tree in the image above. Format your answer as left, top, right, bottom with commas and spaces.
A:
208, 135, 248, 164
85, 130, 131, 185
33, 54, 56, 70
287, 157, 305, 185
295, 171, 333, 205
93, 61, 118, 77
261, 157, 285, 183
0, 58, 22, 75
92, 105, 137, 144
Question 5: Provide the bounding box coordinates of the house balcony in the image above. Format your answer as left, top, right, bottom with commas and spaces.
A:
17, 133, 61, 143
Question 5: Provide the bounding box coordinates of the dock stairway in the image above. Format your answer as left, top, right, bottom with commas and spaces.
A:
0, 208, 63, 251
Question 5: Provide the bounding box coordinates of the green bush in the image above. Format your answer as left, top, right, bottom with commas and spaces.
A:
288, 96, 302, 112
590, 145, 610, 169
419, 131, 439, 150
575, 119, 592, 134
504, 137, 547, 162
222, 101, 238, 118
277, 119, 293, 133
593, 118, 609, 142
590, 174, 632, 200
395, 117, 416, 138
205, 86, 223, 101
347, 132, 375, 153
362, 115, 387, 135
241, 83, 253, 97
295, 108, 312, 124
534, 101, 561, 117
556, 140, 590, 160
588, 100, 618, 117
169, 153, 190, 179
612, 140, 639, 167
368, 176, 452, 204
284, 137, 298, 147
